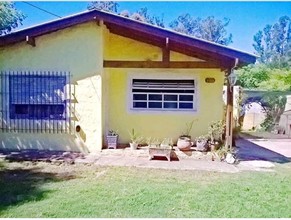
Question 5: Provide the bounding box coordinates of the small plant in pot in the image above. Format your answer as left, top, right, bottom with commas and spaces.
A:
208, 120, 225, 144
195, 135, 209, 152
146, 137, 161, 148
160, 138, 174, 149
128, 128, 143, 150
177, 120, 196, 150
106, 130, 118, 149
208, 120, 225, 152
214, 146, 237, 164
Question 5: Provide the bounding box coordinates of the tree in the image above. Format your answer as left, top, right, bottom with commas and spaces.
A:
236, 64, 270, 89
87, 2, 164, 27
0, 2, 25, 35
253, 16, 291, 67
260, 93, 287, 131
87, 1, 119, 13
237, 63, 291, 131
122, 7, 164, 28
169, 14, 233, 45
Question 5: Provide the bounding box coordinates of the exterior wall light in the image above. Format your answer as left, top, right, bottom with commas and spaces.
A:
228, 70, 237, 86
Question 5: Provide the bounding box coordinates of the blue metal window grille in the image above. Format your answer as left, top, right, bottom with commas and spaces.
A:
0, 71, 71, 133
9, 75, 66, 120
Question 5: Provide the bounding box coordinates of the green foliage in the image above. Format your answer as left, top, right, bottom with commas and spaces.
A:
237, 63, 289, 131
258, 69, 291, 91
237, 64, 291, 91
260, 94, 287, 131
169, 14, 233, 45
160, 138, 173, 148
145, 137, 160, 148
208, 120, 225, 143
0, 160, 4, 170
128, 128, 143, 144
108, 129, 118, 136
0, 2, 25, 35
253, 16, 291, 67
181, 120, 196, 136
1, 164, 291, 217
236, 64, 270, 89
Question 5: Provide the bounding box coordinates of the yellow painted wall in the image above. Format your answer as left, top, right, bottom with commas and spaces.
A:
0, 133, 88, 153
0, 21, 225, 152
106, 69, 224, 144
104, 30, 161, 61
103, 29, 224, 145
0, 22, 103, 152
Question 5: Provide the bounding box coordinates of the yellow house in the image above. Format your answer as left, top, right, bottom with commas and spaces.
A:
0, 10, 256, 153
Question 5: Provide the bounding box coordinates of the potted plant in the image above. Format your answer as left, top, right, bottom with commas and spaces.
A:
160, 138, 174, 149
177, 120, 196, 150
195, 135, 209, 152
128, 128, 143, 150
146, 137, 160, 148
208, 120, 225, 144
106, 130, 118, 149
214, 146, 236, 164
208, 120, 225, 152
147, 137, 172, 161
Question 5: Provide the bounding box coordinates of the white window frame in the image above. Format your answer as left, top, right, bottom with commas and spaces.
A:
128, 72, 199, 113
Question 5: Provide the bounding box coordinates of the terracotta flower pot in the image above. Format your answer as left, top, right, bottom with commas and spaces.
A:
177, 136, 193, 151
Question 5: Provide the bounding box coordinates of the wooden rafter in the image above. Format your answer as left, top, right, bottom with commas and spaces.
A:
103, 60, 220, 69
26, 36, 35, 47
162, 37, 170, 65
106, 23, 165, 48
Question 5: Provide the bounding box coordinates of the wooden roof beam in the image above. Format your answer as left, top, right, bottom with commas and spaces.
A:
26, 36, 35, 47
103, 60, 220, 69
162, 37, 170, 66
105, 23, 165, 48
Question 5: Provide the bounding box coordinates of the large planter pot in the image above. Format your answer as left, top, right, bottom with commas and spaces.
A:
177, 136, 193, 151
130, 142, 138, 150
107, 135, 118, 149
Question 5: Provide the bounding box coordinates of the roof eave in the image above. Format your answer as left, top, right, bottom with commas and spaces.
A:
0, 9, 256, 66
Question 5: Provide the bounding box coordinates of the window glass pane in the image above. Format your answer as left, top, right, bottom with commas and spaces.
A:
180, 95, 193, 101
14, 104, 29, 115
164, 95, 177, 101
149, 102, 162, 108
149, 94, 162, 101
164, 102, 178, 109
133, 89, 194, 93
51, 105, 65, 119
133, 94, 147, 100
10, 75, 65, 104
132, 79, 196, 111
9, 75, 67, 120
179, 103, 193, 109
133, 102, 147, 108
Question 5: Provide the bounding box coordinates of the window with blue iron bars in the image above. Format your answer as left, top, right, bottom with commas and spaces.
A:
0, 71, 71, 133
9, 75, 66, 120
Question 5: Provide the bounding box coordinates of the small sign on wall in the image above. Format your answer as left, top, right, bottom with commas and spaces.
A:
205, 77, 215, 83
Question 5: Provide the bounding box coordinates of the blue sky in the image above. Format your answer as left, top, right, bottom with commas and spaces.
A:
14, 1, 291, 54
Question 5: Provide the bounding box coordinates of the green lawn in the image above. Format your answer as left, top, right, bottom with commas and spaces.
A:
0, 161, 290, 218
